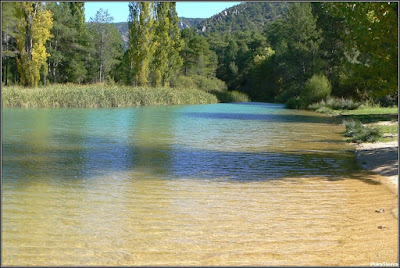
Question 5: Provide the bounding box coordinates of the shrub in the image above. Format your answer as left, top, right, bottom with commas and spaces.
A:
315, 106, 334, 115
190, 75, 227, 92
286, 97, 308, 109
343, 119, 381, 143
172, 76, 198, 89
172, 75, 227, 92
325, 97, 361, 110
376, 95, 397, 107
309, 97, 361, 111
105, 75, 116, 86
302, 74, 332, 105
212, 90, 250, 103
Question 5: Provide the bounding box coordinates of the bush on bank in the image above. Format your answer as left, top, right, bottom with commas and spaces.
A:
343, 119, 382, 143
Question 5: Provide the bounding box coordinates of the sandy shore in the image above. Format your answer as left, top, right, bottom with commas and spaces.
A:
355, 141, 398, 194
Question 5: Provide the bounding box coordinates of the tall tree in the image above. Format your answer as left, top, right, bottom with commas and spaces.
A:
15, 2, 53, 87
46, 2, 72, 84
152, 2, 171, 86
165, 2, 183, 85
311, 2, 346, 96
327, 2, 398, 99
152, 2, 183, 87
88, 8, 122, 83
180, 28, 217, 77
68, 2, 92, 84
46, 2, 92, 84
282, 2, 322, 93
2, 2, 19, 85
128, 2, 155, 86
266, 2, 322, 101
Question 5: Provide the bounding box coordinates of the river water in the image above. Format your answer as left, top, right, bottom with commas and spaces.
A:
2, 103, 398, 266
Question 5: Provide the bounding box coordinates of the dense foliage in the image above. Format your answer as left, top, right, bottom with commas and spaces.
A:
193, 2, 397, 106
2, 2, 397, 107
15, 2, 53, 87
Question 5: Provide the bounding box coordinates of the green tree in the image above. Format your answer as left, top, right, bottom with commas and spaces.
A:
266, 3, 322, 102
128, 2, 155, 86
180, 28, 196, 76
2, 2, 19, 85
328, 2, 398, 99
46, 2, 92, 84
69, 2, 93, 84
282, 3, 322, 94
88, 8, 122, 83
165, 2, 183, 85
15, 2, 53, 87
153, 2, 171, 87
46, 2, 72, 83
180, 28, 217, 77
311, 2, 346, 96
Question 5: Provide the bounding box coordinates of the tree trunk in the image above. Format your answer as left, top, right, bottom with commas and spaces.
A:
5, 56, 8, 86
4, 32, 9, 85
99, 32, 105, 83
24, 3, 37, 61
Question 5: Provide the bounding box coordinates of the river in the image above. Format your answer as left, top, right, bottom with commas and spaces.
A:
2, 103, 398, 266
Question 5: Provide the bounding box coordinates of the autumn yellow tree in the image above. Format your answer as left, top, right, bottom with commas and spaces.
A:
16, 2, 53, 87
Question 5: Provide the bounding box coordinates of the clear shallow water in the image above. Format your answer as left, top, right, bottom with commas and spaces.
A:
2, 103, 398, 266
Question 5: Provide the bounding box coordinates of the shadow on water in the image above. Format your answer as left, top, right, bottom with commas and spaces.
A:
3, 104, 376, 189
3, 131, 367, 189
228, 102, 286, 108
182, 112, 337, 124
340, 113, 398, 124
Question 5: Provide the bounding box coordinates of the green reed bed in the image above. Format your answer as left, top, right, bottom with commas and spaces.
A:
2, 84, 219, 108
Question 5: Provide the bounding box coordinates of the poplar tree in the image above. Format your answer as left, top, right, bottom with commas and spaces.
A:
165, 2, 183, 85
128, 2, 155, 86
153, 2, 171, 87
152, 2, 183, 87
15, 2, 53, 87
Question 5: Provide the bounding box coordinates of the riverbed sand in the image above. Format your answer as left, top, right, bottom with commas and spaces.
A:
356, 141, 398, 193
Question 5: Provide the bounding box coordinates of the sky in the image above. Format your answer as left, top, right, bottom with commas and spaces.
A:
84, 2, 242, 22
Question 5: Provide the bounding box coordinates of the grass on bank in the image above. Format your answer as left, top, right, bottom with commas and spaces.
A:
308, 97, 398, 143
365, 124, 398, 142
2, 83, 250, 108
343, 108, 398, 143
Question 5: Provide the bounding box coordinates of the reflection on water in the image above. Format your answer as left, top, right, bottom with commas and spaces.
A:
2, 103, 398, 266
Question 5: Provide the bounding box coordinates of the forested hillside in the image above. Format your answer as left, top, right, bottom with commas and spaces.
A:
179, 17, 205, 29
195, 2, 288, 36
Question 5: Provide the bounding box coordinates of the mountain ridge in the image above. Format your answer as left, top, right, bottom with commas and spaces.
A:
194, 2, 288, 36
110, 2, 289, 50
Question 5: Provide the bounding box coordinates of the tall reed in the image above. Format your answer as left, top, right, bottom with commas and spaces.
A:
2, 84, 219, 108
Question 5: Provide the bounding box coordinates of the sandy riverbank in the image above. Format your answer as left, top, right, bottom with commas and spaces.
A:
355, 141, 398, 194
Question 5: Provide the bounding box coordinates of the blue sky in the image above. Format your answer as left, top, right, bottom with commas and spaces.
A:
85, 2, 242, 22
